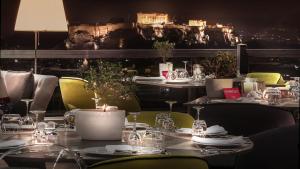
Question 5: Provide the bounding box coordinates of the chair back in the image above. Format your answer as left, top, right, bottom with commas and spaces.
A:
59, 77, 141, 112
235, 125, 299, 169
200, 103, 295, 136
246, 72, 285, 85
88, 155, 208, 169
127, 111, 194, 128
59, 77, 95, 110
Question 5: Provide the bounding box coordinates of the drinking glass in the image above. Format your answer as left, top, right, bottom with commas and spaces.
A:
192, 106, 207, 137
165, 100, 177, 117
162, 101, 177, 132
290, 77, 300, 101
21, 99, 34, 127
183, 61, 188, 72
1, 114, 22, 132
91, 97, 102, 109
30, 110, 46, 138
128, 112, 142, 147
154, 112, 168, 130
175, 68, 189, 79
142, 127, 155, 147
64, 110, 77, 129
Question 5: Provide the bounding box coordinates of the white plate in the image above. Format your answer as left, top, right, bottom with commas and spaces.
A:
81, 146, 163, 156
0, 139, 26, 149
205, 131, 228, 136
166, 79, 192, 84
192, 136, 246, 146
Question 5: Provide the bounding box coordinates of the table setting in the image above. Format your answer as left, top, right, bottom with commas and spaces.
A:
0, 105, 253, 168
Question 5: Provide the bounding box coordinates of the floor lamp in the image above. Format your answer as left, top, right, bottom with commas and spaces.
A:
14, 0, 68, 74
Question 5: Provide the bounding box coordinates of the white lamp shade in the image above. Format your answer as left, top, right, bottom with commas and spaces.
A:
15, 0, 68, 32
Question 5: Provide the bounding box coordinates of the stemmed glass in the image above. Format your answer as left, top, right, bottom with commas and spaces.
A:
165, 100, 177, 118
30, 110, 46, 138
128, 112, 142, 148
21, 99, 34, 126
192, 106, 207, 137
162, 101, 177, 132
91, 97, 101, 109
182, 61, 188, 72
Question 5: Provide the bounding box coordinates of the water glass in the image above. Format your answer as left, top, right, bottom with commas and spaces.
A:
1, 114, 22, 132
192, 120, 207, 137
64, 110, 77, 129
153, 130, 165, 151
128, 112, 142, 147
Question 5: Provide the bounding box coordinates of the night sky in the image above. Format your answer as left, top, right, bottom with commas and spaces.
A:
1, 0, 300, 41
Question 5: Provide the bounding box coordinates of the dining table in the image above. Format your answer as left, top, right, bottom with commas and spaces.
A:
0, 116, 253, 169
135, 77, 206, 113
185, 97, 300, 121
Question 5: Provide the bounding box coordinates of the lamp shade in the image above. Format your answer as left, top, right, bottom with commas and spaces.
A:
15, 0, 68, 32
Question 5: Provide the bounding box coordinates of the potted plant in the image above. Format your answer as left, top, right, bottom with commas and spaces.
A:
76, 60, 136, 140
81, 60, 135, 108
200, 52, 237, 98
153, 41, 175, 77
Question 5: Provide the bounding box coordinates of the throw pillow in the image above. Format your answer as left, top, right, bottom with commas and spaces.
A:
2, 71, 34, 103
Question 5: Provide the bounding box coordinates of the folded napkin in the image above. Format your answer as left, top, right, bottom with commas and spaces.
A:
133, 76, 164, 81
0, 139, 26, 149
192, 136, 244, 146
105, 145, 162, 154
125, 122, 149, 129
105, 145, 133, 153
176, 128, 193, 134
205, 125, 227, 135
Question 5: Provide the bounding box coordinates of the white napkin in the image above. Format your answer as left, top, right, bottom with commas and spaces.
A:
133, 76, 164, 81
105, 145, 133, 153
205, 125, 227, 135
0, 139, 26, 149
1, 123, 20, 129
125, 123, 149, 129
192, 136, 244, 146
176, 128, 193, 134
105, 145, 162, 154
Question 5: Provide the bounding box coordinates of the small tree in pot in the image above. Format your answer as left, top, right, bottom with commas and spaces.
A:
201, 51, 237, 78
81, 60, 137, 110
153, 41, 175, 77
200, 52, 237, 98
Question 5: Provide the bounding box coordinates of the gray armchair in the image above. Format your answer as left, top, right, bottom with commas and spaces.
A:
1, 70, 58, 115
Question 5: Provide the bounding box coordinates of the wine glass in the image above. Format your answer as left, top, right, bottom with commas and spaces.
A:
21, 99, 34, 127
128, 112, 142, 147
162, 101, 177, 132
182, 61, 188, 72
91, 97, 102, 109
165, 100, 177, 117
30, 110, 45, 138
192, 106, 207, 137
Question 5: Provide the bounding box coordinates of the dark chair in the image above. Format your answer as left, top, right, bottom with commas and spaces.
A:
200, 103, 295, 136
235, 124, 299, 169
88, 155, 209, 169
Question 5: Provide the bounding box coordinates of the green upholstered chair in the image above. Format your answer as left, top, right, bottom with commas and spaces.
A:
246, 72, 285, 85
59, 77, 95, 110
127, 111, 195, 128
59, 77, 141, 112
88, 155, 208, 169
